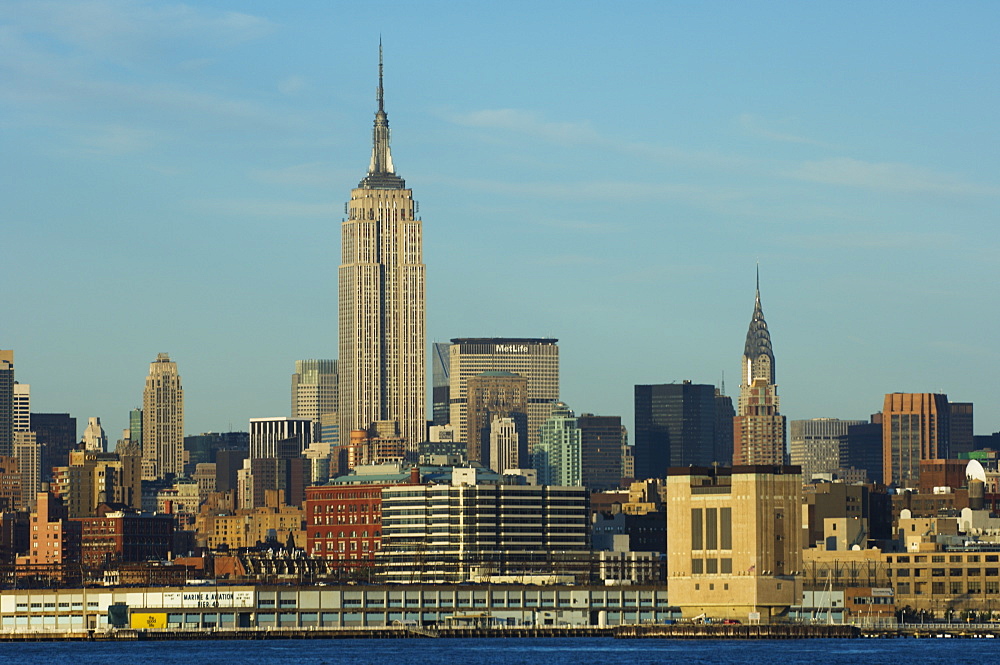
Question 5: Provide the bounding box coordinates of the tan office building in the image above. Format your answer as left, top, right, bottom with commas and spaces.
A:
142, 353, 184, 480
666, 465, 803, 621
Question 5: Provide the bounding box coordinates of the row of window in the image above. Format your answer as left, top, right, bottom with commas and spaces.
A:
895, 581, 999, 595
890, 554, 999, 563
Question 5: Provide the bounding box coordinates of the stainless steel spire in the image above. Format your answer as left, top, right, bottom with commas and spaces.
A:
363, 41, 402, 188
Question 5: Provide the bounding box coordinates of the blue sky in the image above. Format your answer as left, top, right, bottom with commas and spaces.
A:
3, 1, 998, 442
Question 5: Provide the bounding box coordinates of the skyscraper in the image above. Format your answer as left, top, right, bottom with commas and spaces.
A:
339, 45, 425, 452
578, 413, 625, 491
30, 412, 76, 481
141, 353, 184, 481
11, 379, 39, 510
292, 359, 338, 443
733, 273, 786, 465
948, 402, 974, 457
882, 393, 950, 487
534, 401, 581, 486
634, 381, 726, 479
449, 338, 559, 455
431, 342, 451, 426
0, 350, 13, 457
13, 382, 29, 434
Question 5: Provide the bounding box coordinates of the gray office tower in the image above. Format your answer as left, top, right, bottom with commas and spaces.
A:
634, 381, 730, 480
431, 342, 450, 426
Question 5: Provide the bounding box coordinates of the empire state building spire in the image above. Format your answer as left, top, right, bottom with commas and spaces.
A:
361, 41, 404, 189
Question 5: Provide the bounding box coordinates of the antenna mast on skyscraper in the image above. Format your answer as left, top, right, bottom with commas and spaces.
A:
377, 36, 384, 113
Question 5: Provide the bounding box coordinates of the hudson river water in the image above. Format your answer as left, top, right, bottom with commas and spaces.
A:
0, 638, 992, 665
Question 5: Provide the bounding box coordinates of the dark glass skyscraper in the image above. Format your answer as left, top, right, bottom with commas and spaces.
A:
634, 381, 728, 480
578, 413, 625, 491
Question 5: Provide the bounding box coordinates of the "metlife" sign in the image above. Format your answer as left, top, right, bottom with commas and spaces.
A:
494, 344, 529, 353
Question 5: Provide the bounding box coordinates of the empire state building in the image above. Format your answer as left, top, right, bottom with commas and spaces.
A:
339, 48, 425, 451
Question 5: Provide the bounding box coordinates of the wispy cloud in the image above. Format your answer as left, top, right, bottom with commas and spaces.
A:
250, 163, 358, 188
278, 75, 306, 95
74, 124, 157, 154
0, 1, 288, 130
191, 198, 340, 218
532, 254, 606, 267
445, 109, 601, 146
538, 218, 624, 233
738, 113, 837, 149
4, 1, 273, 60
782, 231, 959, 250
788, 157, 999, 196
442, 107, 760, 173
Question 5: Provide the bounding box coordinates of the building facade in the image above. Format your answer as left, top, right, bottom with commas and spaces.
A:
377, 479, 589, 583
882, 393, 950, 487
292, 360, 338, 444
465, 371, 528, 468
0, 351, 13, 457
449, 338, 559, 456
339, 49, 425, 452
666, 465, 803, 621
578, 414, 625, 492
141, 353, 184, 481
634, 382, 727, 480
431, 342, 450, 427
789, 418, 866, 482
534, 402, 582, 487
30, 413, 77, 483
249, 417, 312, 460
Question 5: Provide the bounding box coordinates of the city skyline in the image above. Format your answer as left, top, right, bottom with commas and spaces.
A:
3, 2, 998, 441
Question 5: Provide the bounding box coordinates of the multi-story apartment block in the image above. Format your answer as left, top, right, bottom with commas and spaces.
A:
76, 509, 174, 571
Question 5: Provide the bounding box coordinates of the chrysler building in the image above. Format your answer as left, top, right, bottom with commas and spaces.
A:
733, 269, 786, 465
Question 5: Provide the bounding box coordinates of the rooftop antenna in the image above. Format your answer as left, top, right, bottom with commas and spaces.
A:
377, 36, 384, 112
